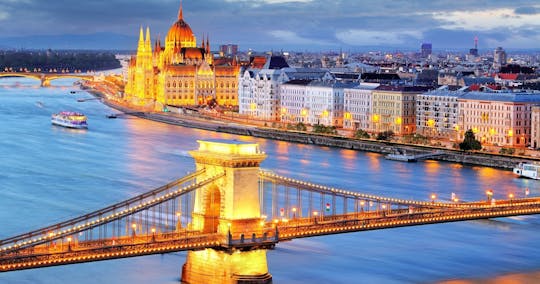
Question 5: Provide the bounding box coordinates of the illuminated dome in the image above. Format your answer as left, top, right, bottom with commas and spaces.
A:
165, 5, 196, 49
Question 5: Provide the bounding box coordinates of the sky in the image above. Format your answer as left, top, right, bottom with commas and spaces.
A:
0, 0, 539, 51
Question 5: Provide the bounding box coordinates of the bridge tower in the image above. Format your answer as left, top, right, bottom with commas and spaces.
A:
182, 139, 272, 284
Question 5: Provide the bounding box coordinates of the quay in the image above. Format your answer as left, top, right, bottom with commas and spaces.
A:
86, 87, 539, 170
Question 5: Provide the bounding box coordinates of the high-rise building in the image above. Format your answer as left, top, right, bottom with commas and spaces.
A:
124, 3, 240, 109
493, 47, 507, 70
421, 43, 432, 58
469, 36, 479, 57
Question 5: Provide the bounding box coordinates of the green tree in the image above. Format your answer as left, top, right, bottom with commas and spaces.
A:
312, 124, 337, 134
295, 122, 307, 131
354, 129, 370, 139
376, 130, 394, 141
459, 129, 482, 150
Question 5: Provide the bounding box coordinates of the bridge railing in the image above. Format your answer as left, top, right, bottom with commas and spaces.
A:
0, 170, 227, 255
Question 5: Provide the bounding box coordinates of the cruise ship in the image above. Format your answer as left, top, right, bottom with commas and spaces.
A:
513, 162, 540, 180
51, 111, 88, 129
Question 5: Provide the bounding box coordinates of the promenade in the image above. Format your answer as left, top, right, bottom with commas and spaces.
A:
85, 83, 539, 170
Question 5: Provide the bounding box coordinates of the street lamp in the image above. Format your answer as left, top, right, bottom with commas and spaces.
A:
431, 194, 437, 204
176, 212, 182, 231
509, 193, 514, 204
313, 211, 319, 223
360, 200, 365, 213
67, 237, 72, 251
486, 189, 493, 203
291, 207, 297, 219
131, 223, 137, 238
151, 227, 156, 241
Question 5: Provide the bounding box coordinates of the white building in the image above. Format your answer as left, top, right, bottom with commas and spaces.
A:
415, 86, 465, 140
238, 56, 332, 121
279, 80, 312, 124
343, 83, 380, 130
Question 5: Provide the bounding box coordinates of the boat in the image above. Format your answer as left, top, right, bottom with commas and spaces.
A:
385, 153, 417, 162
70, 91, 76, 94
106, 114, 118, 119
385, 149, 417, 162
51, 111, 88, 129
513, 162, 540, 180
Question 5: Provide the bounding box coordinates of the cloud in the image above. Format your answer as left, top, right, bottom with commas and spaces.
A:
1, 0, 540, 50
336, 30, 422, 46
432, 8, 540, 31
515, 6, 540, 15
269, 30, 331, 45
0, 11, 9, 21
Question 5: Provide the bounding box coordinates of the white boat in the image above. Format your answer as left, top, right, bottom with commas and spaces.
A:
513, 162, 540, 180
51, 111, 88, 129
385, 153, 417, 162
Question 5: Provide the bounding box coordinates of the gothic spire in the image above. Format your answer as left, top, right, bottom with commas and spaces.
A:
178, 0, 183, 20
206, 35, 210, 54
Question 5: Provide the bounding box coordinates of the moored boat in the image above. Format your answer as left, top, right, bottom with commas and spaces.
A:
513, 162, 540, 180
51, 111, 88, 129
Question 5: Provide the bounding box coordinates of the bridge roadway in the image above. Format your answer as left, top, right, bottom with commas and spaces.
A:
0, 72, 93, 86
1, 197, 540, 272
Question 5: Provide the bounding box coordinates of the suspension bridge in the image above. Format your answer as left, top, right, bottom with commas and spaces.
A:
0, 139, 539, 284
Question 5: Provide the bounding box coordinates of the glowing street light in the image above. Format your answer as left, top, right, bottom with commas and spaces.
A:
486, 189, 493, 202
431, 194, 437, 203
291, 207, 297, 219
67, 237, 72, 251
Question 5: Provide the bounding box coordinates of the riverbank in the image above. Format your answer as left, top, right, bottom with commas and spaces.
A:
87, 87, 539, 170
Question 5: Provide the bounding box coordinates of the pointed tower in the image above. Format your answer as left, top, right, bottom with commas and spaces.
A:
137, 26, 145, 53
178, 0, 183, 20
202, 34, 206, 50
206, 35, 213, 65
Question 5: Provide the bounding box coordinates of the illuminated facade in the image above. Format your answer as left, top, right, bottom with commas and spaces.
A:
125, 3, 240, 109
457, 91, 540, 147
182, 140, 271, 284
343, 83, 379, 130
279, 80, 357, 127
371, 86, 431, 135
532, 106, 540, 149
416, 86, 463, 140
238, 56, 332, 122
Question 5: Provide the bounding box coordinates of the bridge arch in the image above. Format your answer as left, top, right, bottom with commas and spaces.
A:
0, 73, 43, 85
202, 184, 223, 233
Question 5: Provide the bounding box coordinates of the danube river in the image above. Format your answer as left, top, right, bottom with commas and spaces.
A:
1, 78, 540, 284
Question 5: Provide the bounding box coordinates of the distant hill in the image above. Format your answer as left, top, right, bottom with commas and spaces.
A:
0, 32, 137, 51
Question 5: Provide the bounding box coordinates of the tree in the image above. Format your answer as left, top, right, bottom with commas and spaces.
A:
459, 129, 482, 150
354, 129, 370, 139
376, 130, 394, 141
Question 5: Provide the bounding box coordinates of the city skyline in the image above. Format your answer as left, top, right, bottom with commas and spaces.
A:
0, 0, 539, 50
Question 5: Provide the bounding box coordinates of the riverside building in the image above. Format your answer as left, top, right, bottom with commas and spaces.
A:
457, 91, 540, 147
343, 83, 380, 130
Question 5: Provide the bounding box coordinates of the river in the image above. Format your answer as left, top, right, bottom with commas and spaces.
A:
0, 77, 539, 283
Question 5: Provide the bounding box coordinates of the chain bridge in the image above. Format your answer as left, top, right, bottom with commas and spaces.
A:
1, 140, 539, 284
0, 72, 93, 86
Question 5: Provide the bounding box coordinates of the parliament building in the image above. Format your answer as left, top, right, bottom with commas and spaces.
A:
124, 3, 240, 109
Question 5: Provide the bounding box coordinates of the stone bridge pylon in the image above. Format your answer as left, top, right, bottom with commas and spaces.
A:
182, 139, 272, 284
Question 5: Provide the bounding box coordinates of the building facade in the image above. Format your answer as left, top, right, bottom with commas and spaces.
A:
343, 83, 380, 130
457, 91, 540, 147
371, 86, 431, 135
238, 57, 332, 122
279, 80, 311, 124
416, 86, 463, 140
124, 4, 240, 110
532, 105, 540, 149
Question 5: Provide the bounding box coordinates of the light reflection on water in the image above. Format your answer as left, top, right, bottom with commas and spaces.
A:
1, 78, 540, 283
